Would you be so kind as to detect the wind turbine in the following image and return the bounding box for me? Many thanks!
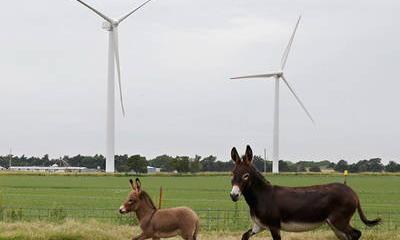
[231,16,314,174]
[74,0,153,173]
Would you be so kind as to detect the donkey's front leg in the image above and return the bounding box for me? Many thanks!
[241,229,252,240]
[242,221,265,240]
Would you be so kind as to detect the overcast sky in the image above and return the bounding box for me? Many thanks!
[0,0,399,163]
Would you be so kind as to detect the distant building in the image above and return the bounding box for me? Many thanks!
[147,166,161,173]
[9,164,93,173]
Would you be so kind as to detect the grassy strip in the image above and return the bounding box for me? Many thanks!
[0,220,397,240]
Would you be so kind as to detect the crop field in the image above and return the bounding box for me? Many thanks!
[0,173,400,232]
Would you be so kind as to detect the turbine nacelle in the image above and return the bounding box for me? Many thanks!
[102,21,119,31]
[102,22,113,31]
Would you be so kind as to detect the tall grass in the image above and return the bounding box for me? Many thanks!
[0,191,3,221]
[0,220,397,240]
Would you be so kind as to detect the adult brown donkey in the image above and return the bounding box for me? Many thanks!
[229,145,381,240]
[119,178,199,240]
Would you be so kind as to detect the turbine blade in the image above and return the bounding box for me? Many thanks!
[113,27,126,116]
[281,75,315,124]
[280,15,302,70]
[230,73,279,80]
[75,0,113,23]
[118,0,153,24]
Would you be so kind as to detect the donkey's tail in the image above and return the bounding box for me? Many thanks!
[357,202,381,227]
[193,220,200,240]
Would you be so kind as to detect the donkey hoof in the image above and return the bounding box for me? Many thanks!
[241,232,251,240]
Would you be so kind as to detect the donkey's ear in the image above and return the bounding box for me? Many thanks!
[135,178,142,192]
[129,179,136,190]
[231,147,241,164]
[244,145,253,165]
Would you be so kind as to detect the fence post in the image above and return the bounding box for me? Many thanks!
[207,208,211,231]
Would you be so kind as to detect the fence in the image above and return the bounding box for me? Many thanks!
[0,207,399,231]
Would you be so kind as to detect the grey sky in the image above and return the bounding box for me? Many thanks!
[0,0,399,163]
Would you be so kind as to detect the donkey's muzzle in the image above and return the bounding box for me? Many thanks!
[230,185,241,202]
[119,206,127,214]
[230,193,239,202]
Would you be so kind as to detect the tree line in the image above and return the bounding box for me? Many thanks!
[0,154,399,173]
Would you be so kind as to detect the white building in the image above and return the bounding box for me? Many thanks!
[9,165,90,173]
[147,166,161,173]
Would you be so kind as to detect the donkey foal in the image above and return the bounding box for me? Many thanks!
[120,178,199,240]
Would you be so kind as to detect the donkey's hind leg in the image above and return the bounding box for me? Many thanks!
[327,220,349,240]
[346,226,361,240]
[327,218,361,240]
[269,227,281,240]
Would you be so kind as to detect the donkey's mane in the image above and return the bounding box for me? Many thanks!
[250,164,271,185]
[140,191,157,210]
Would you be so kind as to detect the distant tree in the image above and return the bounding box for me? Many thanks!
[128,155,147,173]
[93,154,106,170]
[385,161,400,172]
[189,155,202,173]
[334,160,348,173]
[353,160,369,173]
[215,161,234,172]
[349,158,384,173]
[327,162,336,169]
[348,163,359,173]
[368,158,384,172]
[279,161,296,172]
[200,155,217,171]
[115,154,129,172]
[254,159,272,173]
[176,156,190,173]
[294,162,307,172]
[309,166,321,172]
[148,155,176,172]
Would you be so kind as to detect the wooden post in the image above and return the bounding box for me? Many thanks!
[158,186,163,209]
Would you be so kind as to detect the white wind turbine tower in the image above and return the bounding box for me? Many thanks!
[74,0,153,173]
[231,16,315,174]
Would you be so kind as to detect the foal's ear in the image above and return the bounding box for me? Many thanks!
[135,178,142,192]
[231,147,241,164]
[244,145,253,165]
[129,179,136,191]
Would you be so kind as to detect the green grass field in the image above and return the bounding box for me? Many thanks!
[0,173,399,231]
